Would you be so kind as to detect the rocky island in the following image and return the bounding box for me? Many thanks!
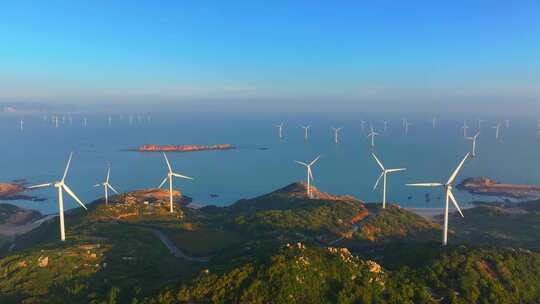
[134,144,234,153]
[457,177,540,199]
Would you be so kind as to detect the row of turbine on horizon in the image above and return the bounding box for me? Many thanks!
[295,151,470,246]
[18,114,153,130]
[29,152,192,241]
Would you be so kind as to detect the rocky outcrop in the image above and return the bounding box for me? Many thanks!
[135,144,234,152]
[457,177,540,199]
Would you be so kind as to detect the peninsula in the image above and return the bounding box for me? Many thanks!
[457,177,540,199]
[134,144,234,153]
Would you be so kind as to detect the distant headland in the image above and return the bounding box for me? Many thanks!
[457,177,540,199]
[133,144,235,153]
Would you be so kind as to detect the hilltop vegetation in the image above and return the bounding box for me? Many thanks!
[1,183,540,303]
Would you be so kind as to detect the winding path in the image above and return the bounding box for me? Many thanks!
[151,229,211,262]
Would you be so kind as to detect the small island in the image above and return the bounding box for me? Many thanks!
[134,144,235,153]
[457,177,540,199]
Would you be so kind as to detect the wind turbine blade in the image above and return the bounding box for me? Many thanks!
[93,184,101,187]
[62,184,87,210]
[387,168,406,173]
[163,153,172,172]
[406,183,444,187]
[28,183,53,189]
[172,172,193,180]
[107,184,120,194]
[447,190,464,218]
[309,155,321,166]
[61,152,73,182]
[447,153,470,185]
[372,153,385,170]
[294,160,308,166]
[373,172,384,191]
[158,177,168,189]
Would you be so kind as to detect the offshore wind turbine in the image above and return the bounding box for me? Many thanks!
[465,131,480,157]
[54,116,59,128]
[19,119,24,132]
[83,117,87,127]
[108,115,112,126]
[404,120,412,136]
[461,121,469,137]
[94,165,119,205]
[274,122,284,139]
[28,153,87,241]
[477,119,484,130]
[366,127,379,148]
[407,153,469,246]
[294,155,321,198]
[360,120,367,132]
[372,153,406,209]
[158,153,193,213]
[301,125,311,141]
[382,120,389,132]
[492,124,502,140]
[331,127,342,144]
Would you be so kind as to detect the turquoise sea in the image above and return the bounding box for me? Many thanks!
[2,112,540,215]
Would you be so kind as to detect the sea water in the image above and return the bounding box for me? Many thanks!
[1,112,539,215]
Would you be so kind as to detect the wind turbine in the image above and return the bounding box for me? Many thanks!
[108,116,112,126]
[461,121,469,137]
[294,155,321,198]
[382,120,389,132]
[28,153,87,241]
[360,120,367,132]
[94,165,119,205]
[407,153,469,246]
[83,117,87,127]
[54,116,59,128]
[404,120,412,136]
[301,125,311,141]
[158,153,193,213]
[465,131,480,157]
[492,124,502,140]
[331,127,342,144]
[477,119,484,130]
[19,119,24,132]
[367,127,379,148]
[372,153,406,209]
[274,123,284,139]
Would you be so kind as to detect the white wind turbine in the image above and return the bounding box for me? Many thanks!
[331,127,343,144]
[367,127,379,148]
[492,124,502,140]
[28,153,87,241]
[404,120,412,136]
[158,153,193,213]
[54,116,59,128]
[83,117,87,127]
[94,165,120,205]
[294,155,321,198]
[372,153,406,209]
[382,120,389,132]
[301,125,311,141]
[19,119,24,132]
[477,119,484,130]
[274,122,284,139]
[360,120,367,132]
[465,131,480,157]
[461,121,469,137]
[108,115,112,126]
[407,153,469,246]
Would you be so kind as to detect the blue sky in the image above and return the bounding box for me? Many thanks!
[0,1,539,112]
